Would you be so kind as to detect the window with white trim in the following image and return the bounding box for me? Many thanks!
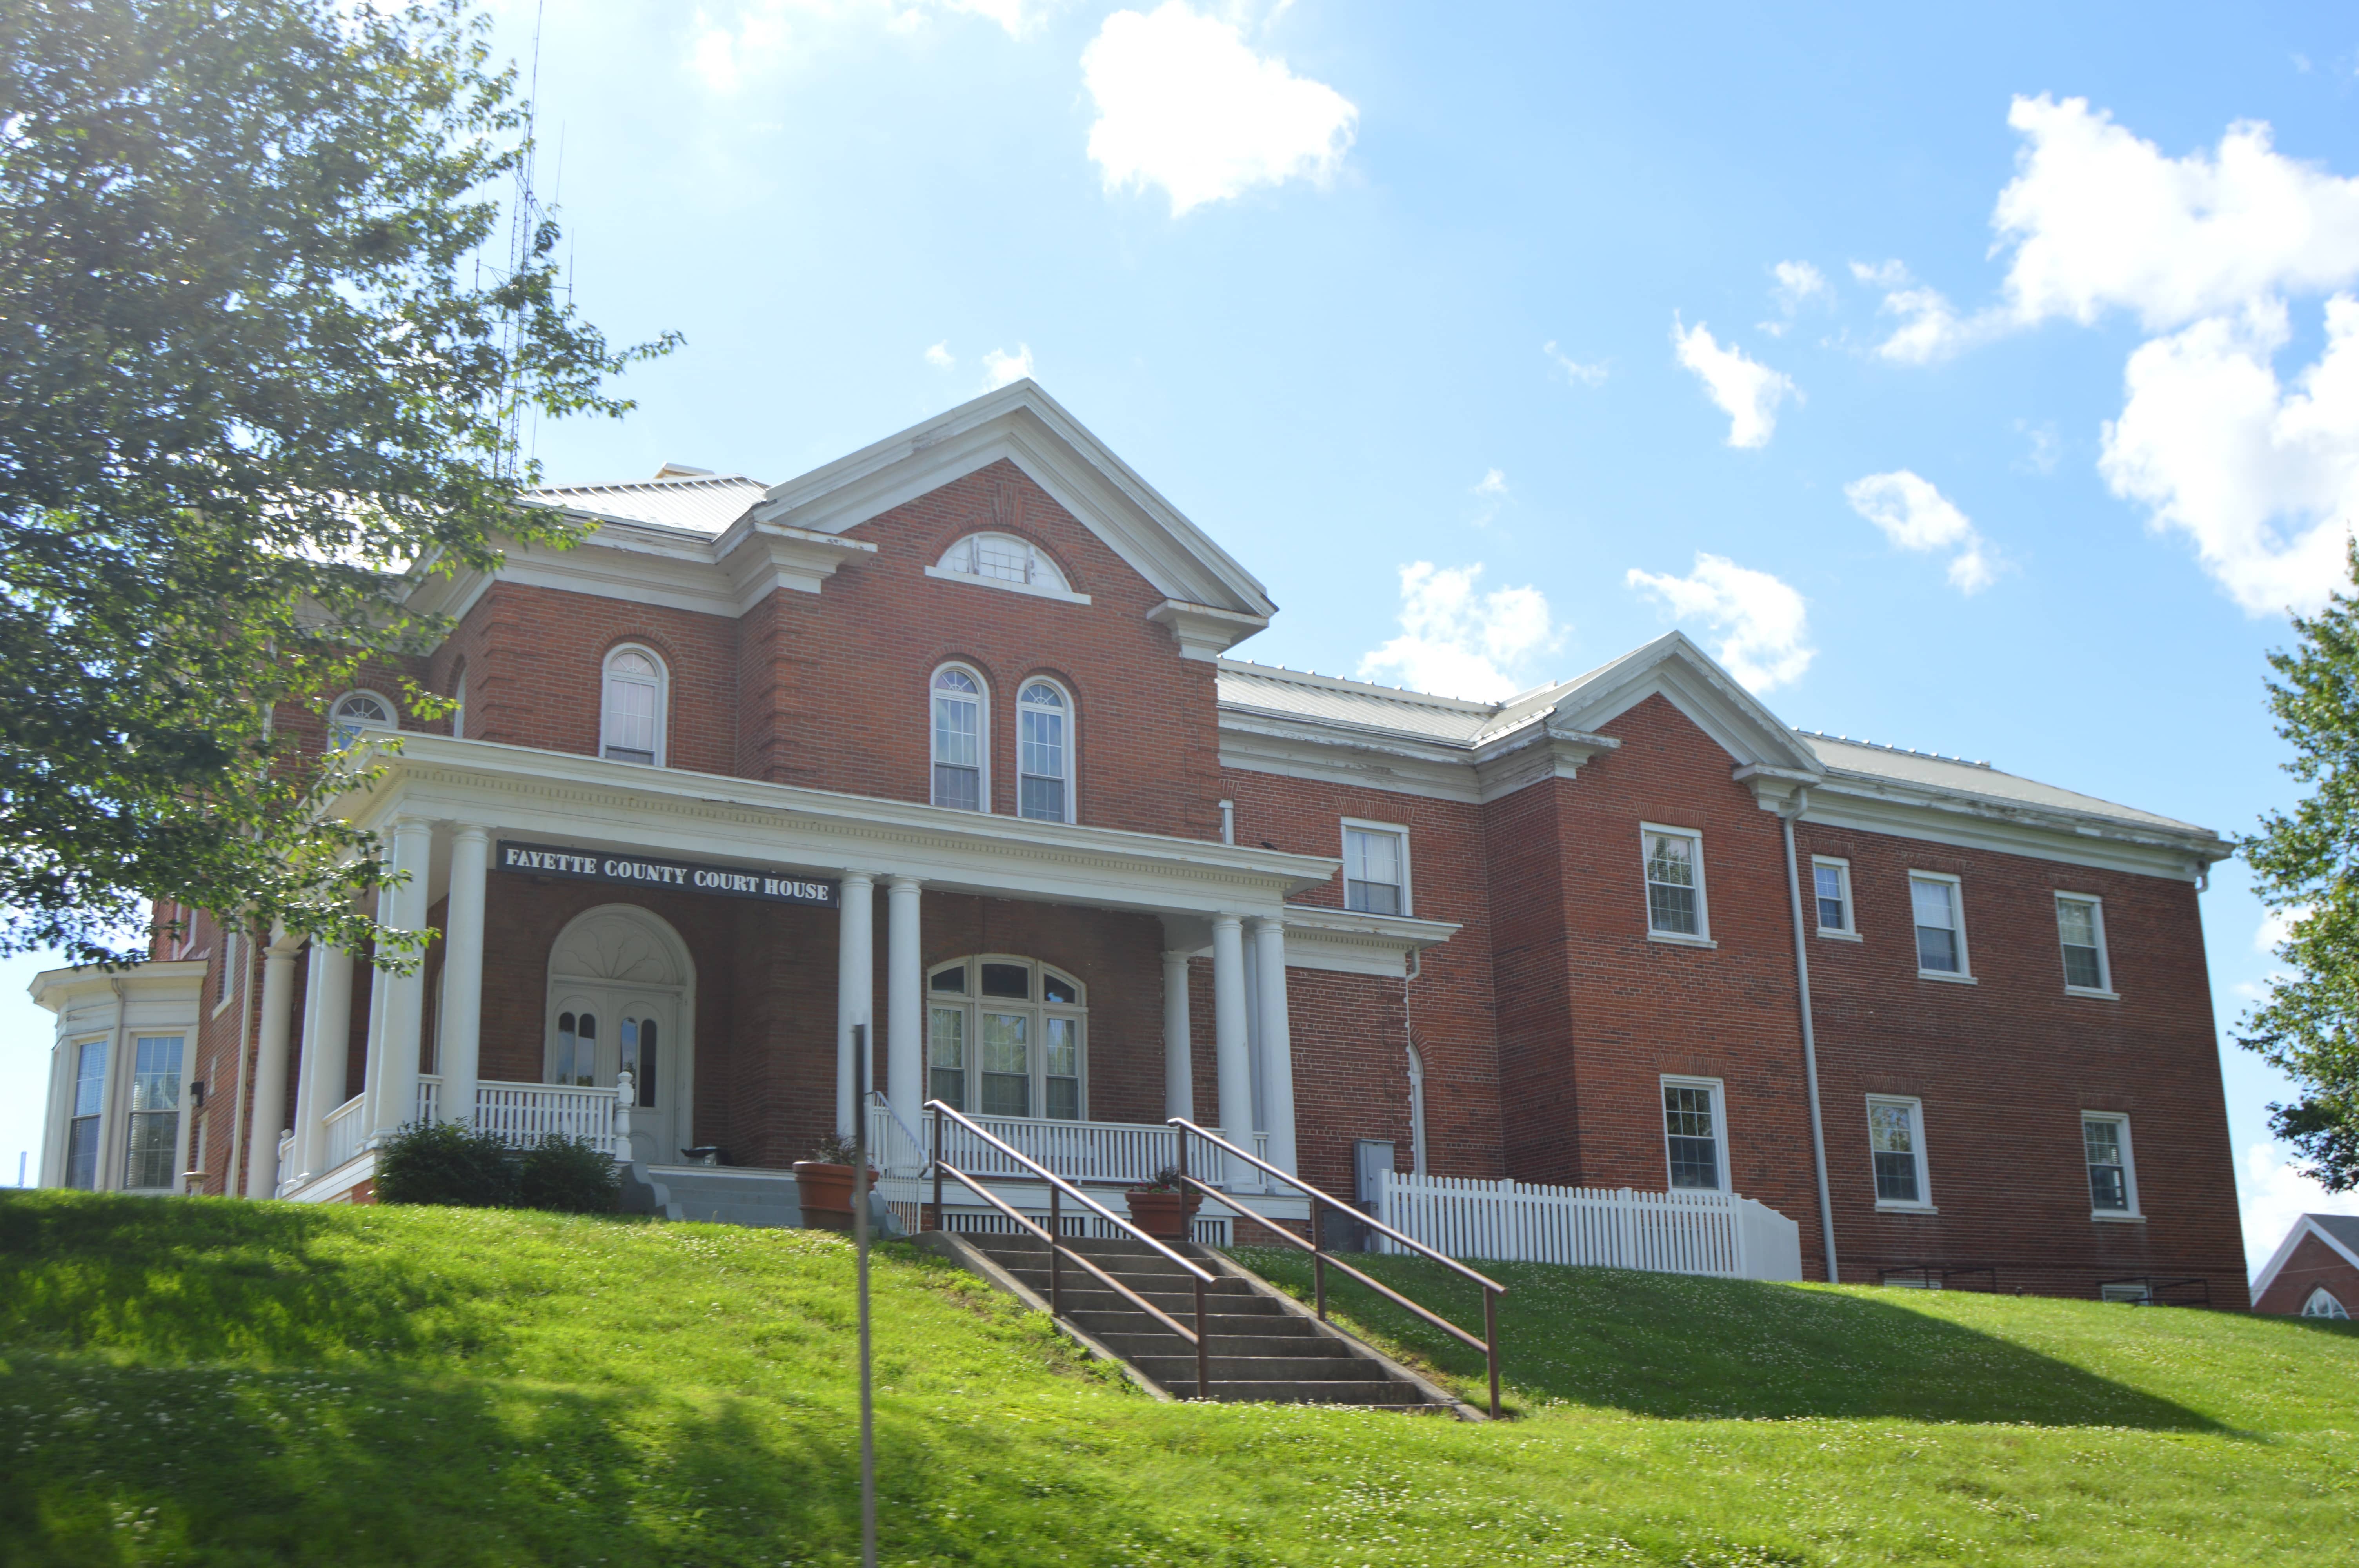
[328,690,394,748]
[1812,857,1854,936]
[124,1035,184,1190]
[1343,822,1410,916]
[1867,1096,1930,1207]
[450,667,467,740]
[1017,680,1072,823]
[1909,874,1967,975]
[64,1039,107,1190]
[2082,1113,2138,1216]
[215,927,240,1008]
[926,956,1085,1120]
[936,533,1072,593]
[1643,826,1707,938]
[2057,895,2111,993]
[600,646,665,765]
[931,666,987,811]
[2303,1285,2350,1319]
[1661,1076,1728,1192]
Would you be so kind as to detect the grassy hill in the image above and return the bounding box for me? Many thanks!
[0,1192,2350,1566]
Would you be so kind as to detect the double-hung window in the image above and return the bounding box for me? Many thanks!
[1909,874,1968,976]
[124,1036,184,1191]
[1018,681,1072,823]
[1813,857,1856,937]
[64,1040,108,1190]
[926,956,1085,1120]
[2057,895,2112,994]
[2082,1113,2138,1217]
[1643,826,1707,940]
[1343,823,1410,916]
[1661,1077,1728,1191]
[1867,1096,1931,1207]
[601,647,665,765]
[931,666,986,811]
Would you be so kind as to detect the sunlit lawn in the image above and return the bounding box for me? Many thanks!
[3,1190,2352,1566]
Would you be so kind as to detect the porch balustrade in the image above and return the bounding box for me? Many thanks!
[274,1129,295,1197]
[473,1080,620,1154]
[322,1093,368,1173]
[867,1101,1271,1190]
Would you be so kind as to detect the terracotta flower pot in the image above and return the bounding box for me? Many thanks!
[794,1161,880,1232]
[1125,1187,1201,1242]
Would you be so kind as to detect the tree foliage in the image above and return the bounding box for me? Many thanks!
[2240,542,2359,1191]
[0,0,674,967]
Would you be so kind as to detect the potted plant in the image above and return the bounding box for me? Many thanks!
[1125,1165,1201,1243]
[793,1133,878,1233]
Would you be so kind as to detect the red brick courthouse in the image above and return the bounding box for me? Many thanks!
[31,382,2248,1303]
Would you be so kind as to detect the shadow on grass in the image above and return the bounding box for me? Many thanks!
[1232,1249,2221,1430]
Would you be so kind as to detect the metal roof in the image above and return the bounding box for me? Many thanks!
[528,472,771,535]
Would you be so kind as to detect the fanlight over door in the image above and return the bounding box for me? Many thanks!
[545,906,692,1167]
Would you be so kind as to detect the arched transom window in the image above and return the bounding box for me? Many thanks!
[927,956,1084,1121]
[931,665,986,811]
[936,533,1071,594]
[2304,1285,2351,1319]
[328,691,394,748]
[602,646,665,766]
[1017,680,1072,823]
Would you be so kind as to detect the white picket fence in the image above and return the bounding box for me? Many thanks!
[1373,1171,1802,1281]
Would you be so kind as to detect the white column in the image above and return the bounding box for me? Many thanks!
[1161,948,1194,1121]
[438,825,490,1128]
[244,933,300,1197]
[1211,915,1252,1152]
[836,871,876,1134]
[1251,916,1298,1175]
[369,816,435,1140]
[290,942,334,1182]
[886,876,923,1120]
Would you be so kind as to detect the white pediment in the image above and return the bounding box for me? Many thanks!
[1548,632,1823,775]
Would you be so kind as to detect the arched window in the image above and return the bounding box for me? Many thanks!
[931,665,987,811]
[926,955,1084,1121]
[601,646,665,766]
[328,691,394,748]
[2304,1286,2350,1319]
[936,533,1072,594]
[1017,680,1072,824]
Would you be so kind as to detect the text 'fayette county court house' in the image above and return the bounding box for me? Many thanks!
[30,383,2251,1303]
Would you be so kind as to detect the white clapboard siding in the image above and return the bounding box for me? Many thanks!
[1375,1171,1802,1281]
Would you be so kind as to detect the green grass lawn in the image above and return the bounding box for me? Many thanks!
[2,1192,2351,1567]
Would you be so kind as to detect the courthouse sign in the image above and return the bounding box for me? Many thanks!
[497,840,839,907]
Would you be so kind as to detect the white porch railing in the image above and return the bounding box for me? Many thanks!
[473,1080,620,1154]
[274,1129,296,1196]
[322,1093,368,1173]
[415,1075,440,1126]
[867,1102,1272,1190]
[1372,1171,1803,1282]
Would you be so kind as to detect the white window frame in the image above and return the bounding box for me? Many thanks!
[2081,1111,2142,1221]
[923,955,1087,1121]
[1907,871,1973,983]
[212,925,241,1017]
[1340,818,1412,917]
[327,689,396,748]
[2303,1285,2350,1318]
[925,533,1092,606]
[1640,822,1713,946]
[1866,1094,1935,1212]
[2056,892,2117,998]
[1812,856,1860,940]
[599,644,669,767]
[1659,1074,1731,1194]
[1015,677,1076,824]
[930,662,991,812]
[122,1033,187,1193]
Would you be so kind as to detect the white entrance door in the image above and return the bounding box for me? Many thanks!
[548,989,678,1165]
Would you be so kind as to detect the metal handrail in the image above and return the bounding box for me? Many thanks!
[1169,1116,1508,1419]
[928,1100,1216,1399]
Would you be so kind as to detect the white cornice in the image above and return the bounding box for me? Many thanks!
[1150,601,1268,662]
[341,735,1339,918]
[1801,775,2229,881]
[31,960,208,1014]
[1281,905,1461,977]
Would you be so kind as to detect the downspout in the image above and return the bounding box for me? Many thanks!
[1779,798,1839,1285]
[1402,950,1428,1176]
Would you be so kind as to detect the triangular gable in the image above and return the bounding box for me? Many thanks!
[2252,1213,2359,1299]
[1544,631,1823,774]
[745,380,1276,620]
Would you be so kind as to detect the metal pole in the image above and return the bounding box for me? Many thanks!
[852,1021,876,1568]
[1484,1290,1501,1421]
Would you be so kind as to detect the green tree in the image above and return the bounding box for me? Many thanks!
[0,0,674,968]
[2241,542,2359,1191]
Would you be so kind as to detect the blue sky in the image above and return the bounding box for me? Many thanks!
[10,0,2359,1267]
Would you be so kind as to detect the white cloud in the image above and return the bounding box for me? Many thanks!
[1671,316,1797,449]
[2097,297,2359,614]
[1543,340,1608,386]
[1843,470,1999,593]
[1625,553,1814,691]
[1763,260,1828,331]
[924,341,955,369]
[1472,468,1507,497]
[1850,258,1910,289]
[1357,562,1558,702]
[2255,903,2312,956]
[688,0,1040,94]
[1081,2,1357,217]
[980,343,1034,390]
[2241,1142,2359,1281]
[2014,419,2061,475]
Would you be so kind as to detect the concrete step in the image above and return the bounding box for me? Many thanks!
[1160,1378,1428,1405]
[1127,1353,1394,1383]
[1092,1329,1354,1360]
